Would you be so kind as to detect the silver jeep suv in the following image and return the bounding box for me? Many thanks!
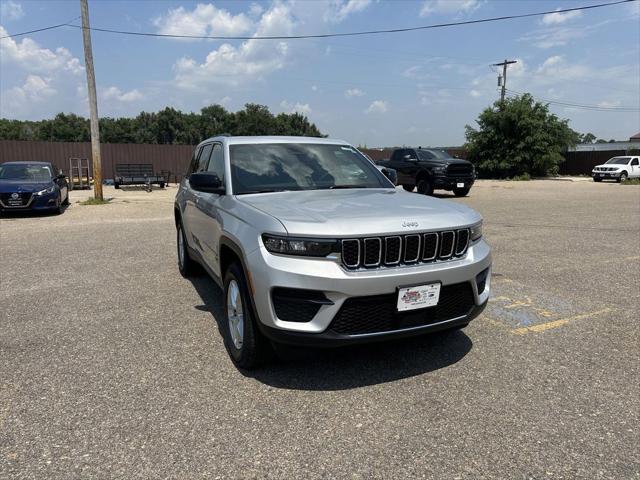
[175,136,491,368]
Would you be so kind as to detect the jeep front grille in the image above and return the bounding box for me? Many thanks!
[341,229,471,269]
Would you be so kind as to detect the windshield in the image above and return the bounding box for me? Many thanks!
[0,164,53,181]
[229,143,391,194]
[416,149,452,161]
[605,157,630,165]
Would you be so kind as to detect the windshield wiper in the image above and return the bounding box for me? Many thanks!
[328,185,370,189]
[237,189,286,195]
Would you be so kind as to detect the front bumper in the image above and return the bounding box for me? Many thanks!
[591,171,620,179]
[432,175,475,190]
[246,239,491,344]
[0,191,58,211]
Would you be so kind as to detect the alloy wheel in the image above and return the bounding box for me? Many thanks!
[227,279,244,350]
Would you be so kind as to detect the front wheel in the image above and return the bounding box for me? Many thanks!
[593,177,602,182]
[223,262,269,369]
[617,172,628,183]
[453,187,471,197]
[417,178,434,196]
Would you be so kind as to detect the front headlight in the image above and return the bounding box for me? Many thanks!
[262,234,338,257]
[470,221,483,242]
[432,166,446,174]
[35,185,56,196]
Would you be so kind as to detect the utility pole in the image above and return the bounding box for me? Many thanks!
[492,59,517,104]
[80,0,103,200]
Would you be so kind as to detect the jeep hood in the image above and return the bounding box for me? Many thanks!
[237,188,481,237]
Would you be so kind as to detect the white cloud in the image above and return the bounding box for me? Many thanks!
[154,4,253,38]
[1,1,23,21]
[1,75,56,117]
[0,26,84,74]
[345,88,364,98]
[311,85,318,91]
[364,100,388,114]
[326,0,372,22]
[280,100,312,115]
[541,8,582,25]
[171,2,294,90]
[420,0,481,17]
[102,86,144,103]
[469,89,482,98]
[597,100,622,108]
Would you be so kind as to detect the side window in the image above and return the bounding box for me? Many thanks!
[197,143,213,172]
[631,158,639,166]
[187,147,202,175]
[406,149,417,159]
[207,143,225,178]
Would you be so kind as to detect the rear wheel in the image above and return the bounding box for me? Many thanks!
[114,182,120,189]
[159,182,166,189]
[453,187,470,197]
[402,184,414,192]
[223,262,269,369]
[177,221,199,277]
[417,178,434,196]
[62,190,70,205]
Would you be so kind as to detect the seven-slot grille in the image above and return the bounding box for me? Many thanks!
[341,229,470,269]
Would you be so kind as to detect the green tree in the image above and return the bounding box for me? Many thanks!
[580,132,596,144]
[465,93,580,177]
[0,104,325,144]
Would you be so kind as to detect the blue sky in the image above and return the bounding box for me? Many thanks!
[1,0,638,146]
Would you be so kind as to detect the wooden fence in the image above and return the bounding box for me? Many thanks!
[0,140,194,183]
[0,140,634,179]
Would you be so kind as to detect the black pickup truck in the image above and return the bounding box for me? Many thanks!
[377,147,475,196]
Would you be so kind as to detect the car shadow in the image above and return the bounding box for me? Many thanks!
[188,274,473,391]
[0,204,69,218]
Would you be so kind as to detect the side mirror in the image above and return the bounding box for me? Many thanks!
[381,167,398,186]
[189,172,225,194]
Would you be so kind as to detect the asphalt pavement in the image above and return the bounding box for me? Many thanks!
[1,180,638,479]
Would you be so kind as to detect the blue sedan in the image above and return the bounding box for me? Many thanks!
[0,161,69,214]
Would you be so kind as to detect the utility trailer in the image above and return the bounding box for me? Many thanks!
[114,164,166,191]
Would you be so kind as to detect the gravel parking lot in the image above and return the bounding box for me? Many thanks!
[1,180,639,479]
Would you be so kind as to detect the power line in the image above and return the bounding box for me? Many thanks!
[0,16,79,40]
[2,0,633,41]
[505,89,640,112]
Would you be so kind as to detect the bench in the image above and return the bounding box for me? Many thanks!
[114,164,166,189]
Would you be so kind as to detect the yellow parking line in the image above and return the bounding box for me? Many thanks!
[511,308,612,335]
[624,255,640,261]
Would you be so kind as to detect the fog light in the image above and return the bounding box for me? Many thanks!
[476,268,490,294]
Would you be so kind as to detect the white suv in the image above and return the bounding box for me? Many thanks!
[592,156,640,182]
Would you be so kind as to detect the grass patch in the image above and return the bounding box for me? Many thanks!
[79,197,112,205]
[621,178,640,185]
[509,173,531,181]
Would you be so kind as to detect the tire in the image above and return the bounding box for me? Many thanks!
[617,172,628,183]
[417,178,434,196]
[177,221,199,277]
[453,187,471,197]
[62,190,70,205]
[402,184,415,192]
[114,182,120,189]
[223,262,269,369]
[593,177,602,182]
[160,182,166,189]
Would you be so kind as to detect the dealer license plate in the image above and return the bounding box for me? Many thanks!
[397,283,441,312]
[456,182,465,188]
[599,173,604,177]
